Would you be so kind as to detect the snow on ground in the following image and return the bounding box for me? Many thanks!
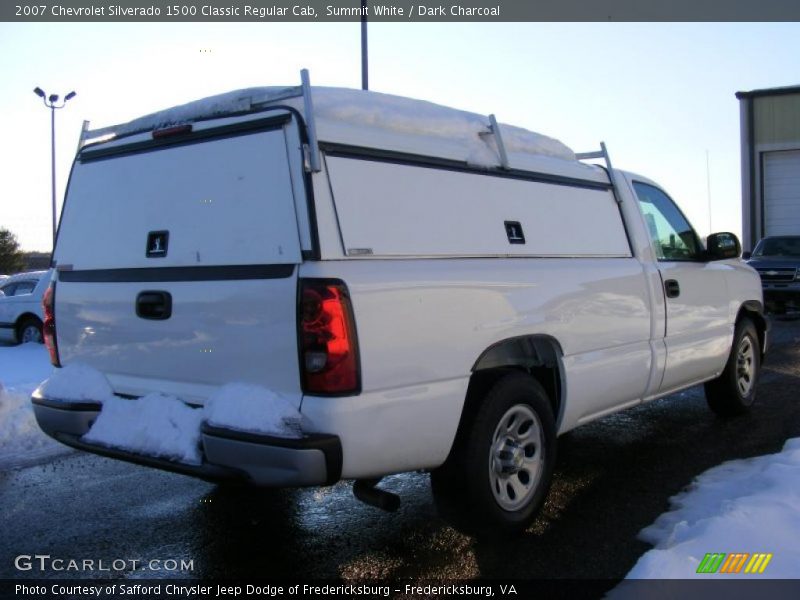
[623,437,800,579]
[0,343,67,469]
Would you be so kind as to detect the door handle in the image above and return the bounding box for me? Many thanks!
[136,291,172,320]
[664,279,680,299]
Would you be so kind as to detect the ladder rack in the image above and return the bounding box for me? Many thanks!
[478,114,510,169]
[77,69,323,173]
[576,141,624,204]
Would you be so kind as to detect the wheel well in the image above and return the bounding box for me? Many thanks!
[444,336,563,465]
[737,303,767,358]
[16,313,42,328]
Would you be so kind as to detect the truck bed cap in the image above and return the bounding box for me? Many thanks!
[83,85,600,177]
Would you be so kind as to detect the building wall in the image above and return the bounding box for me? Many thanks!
[754,93,800,145]
[739,89,800,251]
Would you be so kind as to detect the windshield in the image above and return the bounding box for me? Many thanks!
[753,237,800,257]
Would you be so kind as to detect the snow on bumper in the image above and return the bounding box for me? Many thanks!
[30,391,342,487]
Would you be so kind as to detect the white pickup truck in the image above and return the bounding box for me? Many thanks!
[33,71,766,536]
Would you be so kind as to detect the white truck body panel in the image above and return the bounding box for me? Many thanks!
[325,156,630,258]
[34,83,765,489]
[54,124,305,405]
[59,127,302,269]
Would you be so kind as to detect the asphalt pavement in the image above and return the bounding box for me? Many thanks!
[2,318,799,582]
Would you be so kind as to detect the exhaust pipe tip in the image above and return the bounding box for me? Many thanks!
[353,478,401,512]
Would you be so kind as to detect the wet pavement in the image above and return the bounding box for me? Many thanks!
[2,319,800,582]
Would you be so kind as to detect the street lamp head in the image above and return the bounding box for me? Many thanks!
[64,91,76,102]
[48,93,59,103]
[33,87,45,98]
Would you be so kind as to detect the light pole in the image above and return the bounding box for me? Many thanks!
[33,86,76,257]
[361,0,368,90]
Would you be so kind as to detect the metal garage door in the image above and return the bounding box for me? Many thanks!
[764,149,800,236]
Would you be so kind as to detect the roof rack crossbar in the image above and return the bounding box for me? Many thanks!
[576,141,624,205]
[479,114,510,169]
[489,114,509,169]
[300,69,321,173]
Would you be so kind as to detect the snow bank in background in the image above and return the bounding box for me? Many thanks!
[624,438,800,579]
[110,85,575,164]
[83,394,205,465]
[204,383,302,438]
[0,344,67,469]
[0,343,54,388]
[36,363,115,403]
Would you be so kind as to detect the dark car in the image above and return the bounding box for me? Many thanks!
[745,235,800,314]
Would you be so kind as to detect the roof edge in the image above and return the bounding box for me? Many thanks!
[736,85,800,100]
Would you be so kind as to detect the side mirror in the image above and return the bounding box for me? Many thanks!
[742,251,752,260]
[706,232,741,261]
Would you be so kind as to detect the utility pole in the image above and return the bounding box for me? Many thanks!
[361,0,369,90]
[706,150,712,234]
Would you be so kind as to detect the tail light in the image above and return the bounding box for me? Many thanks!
[42,281,61,367]
[298,279,360,395]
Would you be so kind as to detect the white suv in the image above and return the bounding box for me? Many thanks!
[0,270,50,344]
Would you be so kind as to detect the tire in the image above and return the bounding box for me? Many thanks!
[704,318,760,417]
[431,372,556,537]
[17,317,43,345]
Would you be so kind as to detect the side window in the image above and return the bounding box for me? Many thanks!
[633,182,701,261]
[12,281,36,296]
[1,283,17,296]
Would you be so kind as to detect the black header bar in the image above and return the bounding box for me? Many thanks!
[5,0,800,22]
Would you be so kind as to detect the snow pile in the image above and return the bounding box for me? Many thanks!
[0,344,66,469]
[204,383,302,438]
[307,87,575,163]
[107,85,575,165]
[78,383,302,465]
[624,438,800,579]
[83,394,205,465]
[114,85,296,135]
[36,363,115,403]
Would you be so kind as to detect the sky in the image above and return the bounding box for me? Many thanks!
[1,22,799,252]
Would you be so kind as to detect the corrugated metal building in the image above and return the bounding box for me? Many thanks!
[737,85,800,251]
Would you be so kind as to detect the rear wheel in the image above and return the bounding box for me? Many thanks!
[704,318,760,417]
[17,317,43,344]
[431,372,556,537]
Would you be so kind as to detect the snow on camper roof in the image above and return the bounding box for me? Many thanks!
[98,85,578,169]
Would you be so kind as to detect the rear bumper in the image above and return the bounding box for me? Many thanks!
[31,394,342,487]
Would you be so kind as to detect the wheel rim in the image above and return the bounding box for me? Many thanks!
[489,404,544,512]
[736,335,755,397]
[21,325,41,344]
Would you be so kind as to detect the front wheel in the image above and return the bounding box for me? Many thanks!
[431,372,556,537]
[704,318,760,417]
